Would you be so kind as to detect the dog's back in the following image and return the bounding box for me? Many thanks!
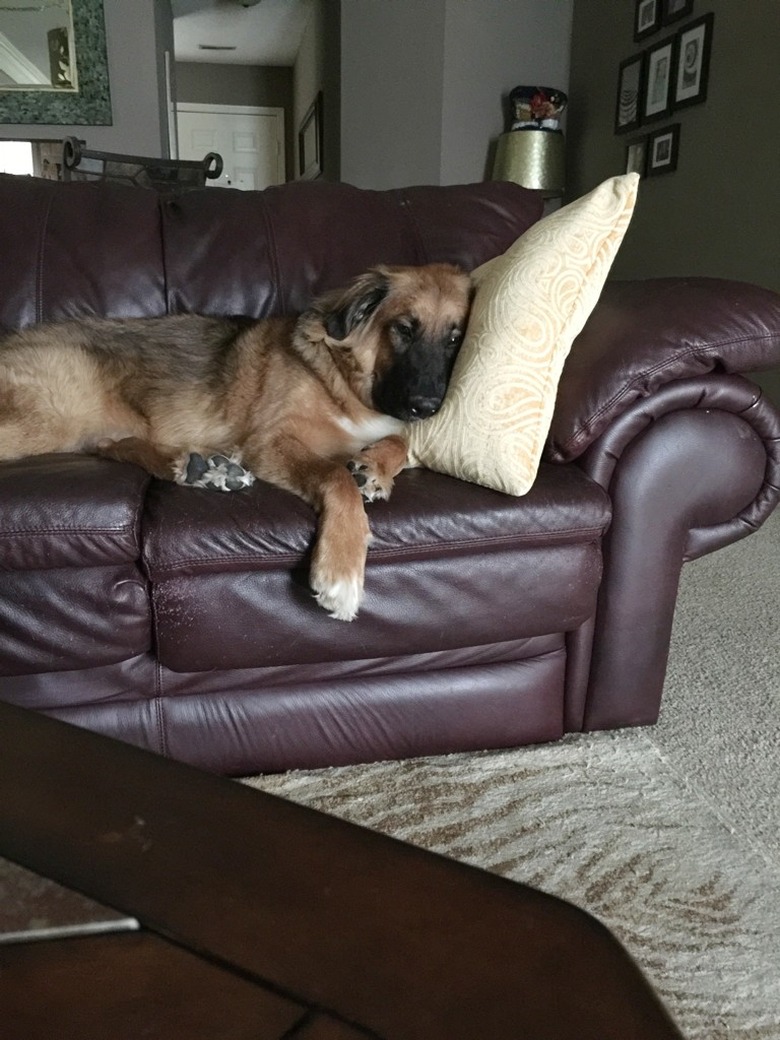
[0,314,295,460]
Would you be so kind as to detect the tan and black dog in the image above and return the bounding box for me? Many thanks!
[0,263,472,620]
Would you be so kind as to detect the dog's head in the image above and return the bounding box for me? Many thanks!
[307,263,472,422]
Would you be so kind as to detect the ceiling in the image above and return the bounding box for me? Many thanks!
[171,0,311,66]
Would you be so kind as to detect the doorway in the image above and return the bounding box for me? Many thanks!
[175,103,285,190]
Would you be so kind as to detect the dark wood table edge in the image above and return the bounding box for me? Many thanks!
[0,701,685,1039]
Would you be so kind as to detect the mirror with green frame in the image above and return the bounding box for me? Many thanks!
[0,0,111,124]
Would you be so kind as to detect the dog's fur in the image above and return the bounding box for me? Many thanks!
[0,263,472,620]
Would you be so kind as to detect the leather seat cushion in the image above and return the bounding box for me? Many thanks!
[0,454,152,676]
[143,465,610,577]
[144,465,610,671]
[0,454,149,570]
[0,566,151,677]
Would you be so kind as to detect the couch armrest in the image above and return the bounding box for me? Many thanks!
[573,373,780,735]
[548,278,780,463]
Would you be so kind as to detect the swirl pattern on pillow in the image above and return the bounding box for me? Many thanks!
[407,173,639,495]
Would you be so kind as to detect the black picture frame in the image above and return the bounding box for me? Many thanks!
[635,0,661,41]
[625,136,649,177]
[298,91,323,180]
[673,12,714,110]
[643,34,676,122]
[662,0,694,25]
[615,53,646,134]
[647,123,680,175]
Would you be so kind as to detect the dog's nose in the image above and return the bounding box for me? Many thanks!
[408,396,440,420]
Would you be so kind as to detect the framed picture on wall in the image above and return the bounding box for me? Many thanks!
[635,0,661,41]
[615,53,645,134]
[662,0,694,25]
[674,13,714,109]
[643,35,676,122]
[625,137,649,177]
[298,92,323,180]
[647,123,680,175]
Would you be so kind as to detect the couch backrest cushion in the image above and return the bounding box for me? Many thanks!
[0,174,543,329]
[0,175,166,329]
[162,181,543,318]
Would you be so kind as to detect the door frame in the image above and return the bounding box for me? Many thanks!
[175,102,286,186]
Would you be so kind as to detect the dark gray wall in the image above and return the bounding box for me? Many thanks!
[569,0,779,292]
[320,2,340,182]
[569,0,780,402]
[175,63,291,109]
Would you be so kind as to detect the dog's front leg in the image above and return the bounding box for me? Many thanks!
[244,439,372,622]
[309,469,372,621]
[92,437,180,481]
[347,434,408,503]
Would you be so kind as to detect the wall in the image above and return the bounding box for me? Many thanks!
[318,0,341,182]
[440,0,573,184]
[175,62,294,177]
[0,0,173,155]
[175,63,291,109]
[293,0,339,181]
[293,1,320,152]
[569,0,779,292]
[154,0,175,154]
[340,0,446,188]
[569,0,780,401]
[339,0,572,189]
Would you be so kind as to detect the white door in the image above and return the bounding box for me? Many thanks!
[175,103,285,190]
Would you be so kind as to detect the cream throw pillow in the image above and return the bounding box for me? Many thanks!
[407,173,639,495]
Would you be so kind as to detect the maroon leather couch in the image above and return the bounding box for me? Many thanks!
[1,172,779,776]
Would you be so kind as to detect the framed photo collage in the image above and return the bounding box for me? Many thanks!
[616,0,713,178]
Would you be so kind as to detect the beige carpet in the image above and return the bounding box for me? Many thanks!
[244,508,780,1040]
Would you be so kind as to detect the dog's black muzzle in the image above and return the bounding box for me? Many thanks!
[374,342,460,422]
[375,379,447,423]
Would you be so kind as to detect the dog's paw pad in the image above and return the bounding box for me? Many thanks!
[178,453,255,492]
[348,462,368,488]
[185,452,209,483]
[346,459,389,502]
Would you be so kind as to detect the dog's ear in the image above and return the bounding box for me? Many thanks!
[322,269,390,341]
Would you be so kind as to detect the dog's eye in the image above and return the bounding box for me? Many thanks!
[449,329,463,347]
[395,321,414,339]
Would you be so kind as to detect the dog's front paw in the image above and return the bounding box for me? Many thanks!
[174,452,255,492]
[310,568,364,621]
[346,458,393,503]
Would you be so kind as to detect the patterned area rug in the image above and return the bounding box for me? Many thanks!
[244,511,780,1039]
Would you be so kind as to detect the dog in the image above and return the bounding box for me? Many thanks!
[0,263,472,621]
